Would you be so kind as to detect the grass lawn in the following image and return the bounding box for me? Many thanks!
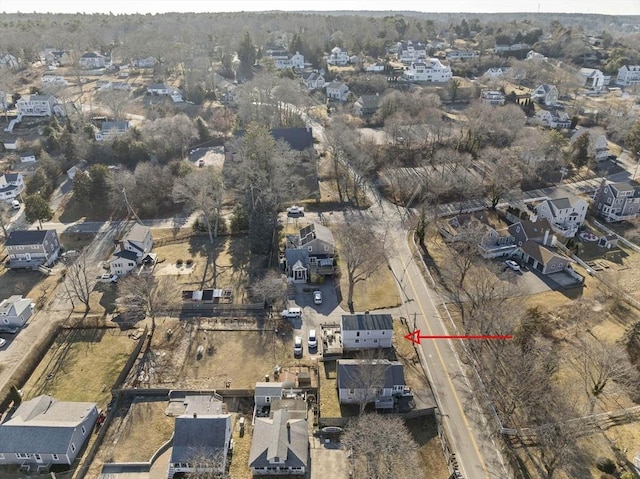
[229,418,253,479]
[337,261,401,312]
[109,399,174,462]
[21,328,134,406]
[59,232,96,252]
[319,360,341,418]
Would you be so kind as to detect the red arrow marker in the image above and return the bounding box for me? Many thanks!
[404,329,513,345]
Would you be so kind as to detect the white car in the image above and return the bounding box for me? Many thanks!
[99,274,119,283]
[0,338,6,348]
[293,336,303,358]
[286,205,305,217]
[504,260,521,272]
[308,329,317,349]
[313,290,322,305]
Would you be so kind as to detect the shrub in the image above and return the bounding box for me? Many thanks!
[595,457,616,474]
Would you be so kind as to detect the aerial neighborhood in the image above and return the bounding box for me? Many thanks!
[1,8,640,479]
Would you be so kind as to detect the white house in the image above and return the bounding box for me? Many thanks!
[534,197,588,238]
[480,90,505,106]
[19,152,36,163]
[147,83,183,103]
[0,295,35,330]
[109,223,153,276]
[327,47,349,66]
[341,313,393,350]
[530,84,558,106]
[0,173,24,202]
[365,62,385,72]
[526,50,547,61]
[325,81,349,102]
[132,56,158,68]
[0,53,19,69]
[78,52,108,69]
[446,50,478,60]
[396,41,428,64]
[95,121,130,141]
[271,51,305,70]
[16,94,57,116]
[537,110,571,129]
[254,382,285,408]
[484,67,509,78]
[336,359,407,410]
[578,68,606,90]
[301,71,325,91]
[403,59,452,82]
[616,65,640,86]
[41,75,68,86]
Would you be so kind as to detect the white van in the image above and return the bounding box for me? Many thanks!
[11,199,20,210]
[308,329,317,349]
[282,307,302,319]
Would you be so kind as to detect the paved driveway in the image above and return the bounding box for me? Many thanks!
[309,436,349,479]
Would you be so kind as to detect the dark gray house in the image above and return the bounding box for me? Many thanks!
[354,94,382,116]
[593,180,640,222]
[0,295,35,331]
[508,218,573,275]
[168,409,232,479]
[4,230,60,269]
[337,359,407,410]
[249,408,308,476]
[0,395,98,471]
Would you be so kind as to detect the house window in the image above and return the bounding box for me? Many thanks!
[355,339,359,343]
[81,426,86,435]
[348,389,355,394]
[71,443,76,453]
[52,454,59,460]
[16,453,30,459]
[356,332,360,337]
[308,246,313,251]
[0,453,4,459]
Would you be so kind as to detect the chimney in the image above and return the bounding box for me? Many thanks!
[193,412,197,418]
[286,422,291,443]
[543,229,550,246]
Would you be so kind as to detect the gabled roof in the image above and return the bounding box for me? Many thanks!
[337,359,405,390]
[326,81,348,90]
[342,314,393,331]
[518,241,569,266]
[5,230,52,247]
[357,94,381,109]
[547,197,573,211]
[299,223,334,247]
[100,121,130,133]
[508,218,551,241]
[249,409,308,470]
[170,414,231,464]
[285,248,308,266]
[0,395,96,454]
[112,249,138,262]
[147,83,168,90]
[124,223,150,244]
[0,295,32,316]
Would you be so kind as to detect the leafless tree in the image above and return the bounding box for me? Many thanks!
[574,336,639,413]
[0,202,11,237]
[335,219,387,313]
[63,256,94,312]
[97,89,132,121]
[182,447,230,479]
[250,270,287,309]
[173,166,225,244]
[116,275,179,335]
[342,413,420,479]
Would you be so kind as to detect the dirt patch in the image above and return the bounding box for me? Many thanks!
[319,361,341,418]
[21,328,135,406]
[407,415,450,479]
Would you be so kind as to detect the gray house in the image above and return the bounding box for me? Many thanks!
[593,181,640,222]
[167,411,232,479]
[508,219,573,275]
[4,230,60,269]
[249,408,308,476]
[354,94,381,116]
[284,223,335,282]
[337,359,407,410]
[254,382,285,408]
[0,395,98,471]
[0,295,35,330]
[341,314,393,350]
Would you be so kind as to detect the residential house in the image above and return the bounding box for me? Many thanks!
[593,181,640,222]
[78,52,108,69]
[341,314,393,350]
[0,173,24,202]
[530,84,558,106]
[16,94,57,116]
[337,359,408,410]
[327,47,349,65]
[534,197,588,238]
[439,212,515,259]
[354,94,382,116]
[526,50,547,61]
[95,121,130,141]
[571,128,609,161]
[403,59,452,82]
[249,408,308,476]
[271,127,314,151]
[167,401,232,479]
[5,230,61,269]
[616,65,640,86]
[270,51,305,70]
[132,56,158,68]
[446,49,478,60]
[41,75,68,86]
[495,43,531,53]
[480,90,505,106]
[0,295,35,330]
[19,152,36,163]
[396,41,428,64]
[109,223,153,276]
[325,81,349,102]
[0,53,19,69]
[284,223,335,282]
[254,382,286,408]
[0,395,98,470]
[147,83,183,102]
[41,50,71,67]
[508,218,573,274]
[364,62,385,72]
[536,109,571,129]
[578,68,606,90]
[484,67,509,78]
[300,71,325,91]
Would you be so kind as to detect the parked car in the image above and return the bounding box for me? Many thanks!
[0,338,6,348]
[0,327,18,334]
[286,205,305,217]
[308,329,317,350]
[11,199,20,210]
[504,260,521,272]
[282,307,302,319]
[313,290,322,305]
[293,336,303,358]
[99,273,119,283]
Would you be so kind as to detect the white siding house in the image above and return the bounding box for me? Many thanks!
[534,197,588,238]
[403,59,452,82]
[616,65,640,86]
[341,314,393,350]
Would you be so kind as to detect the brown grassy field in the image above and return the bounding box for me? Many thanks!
[319,361,341,418]
[407,415,451,479]
[229,418,253,479]
[21,328,134,406]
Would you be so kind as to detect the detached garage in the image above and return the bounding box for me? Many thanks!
[513,240,572,275]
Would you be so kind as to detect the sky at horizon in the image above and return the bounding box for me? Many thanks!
[2,0,640,16]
